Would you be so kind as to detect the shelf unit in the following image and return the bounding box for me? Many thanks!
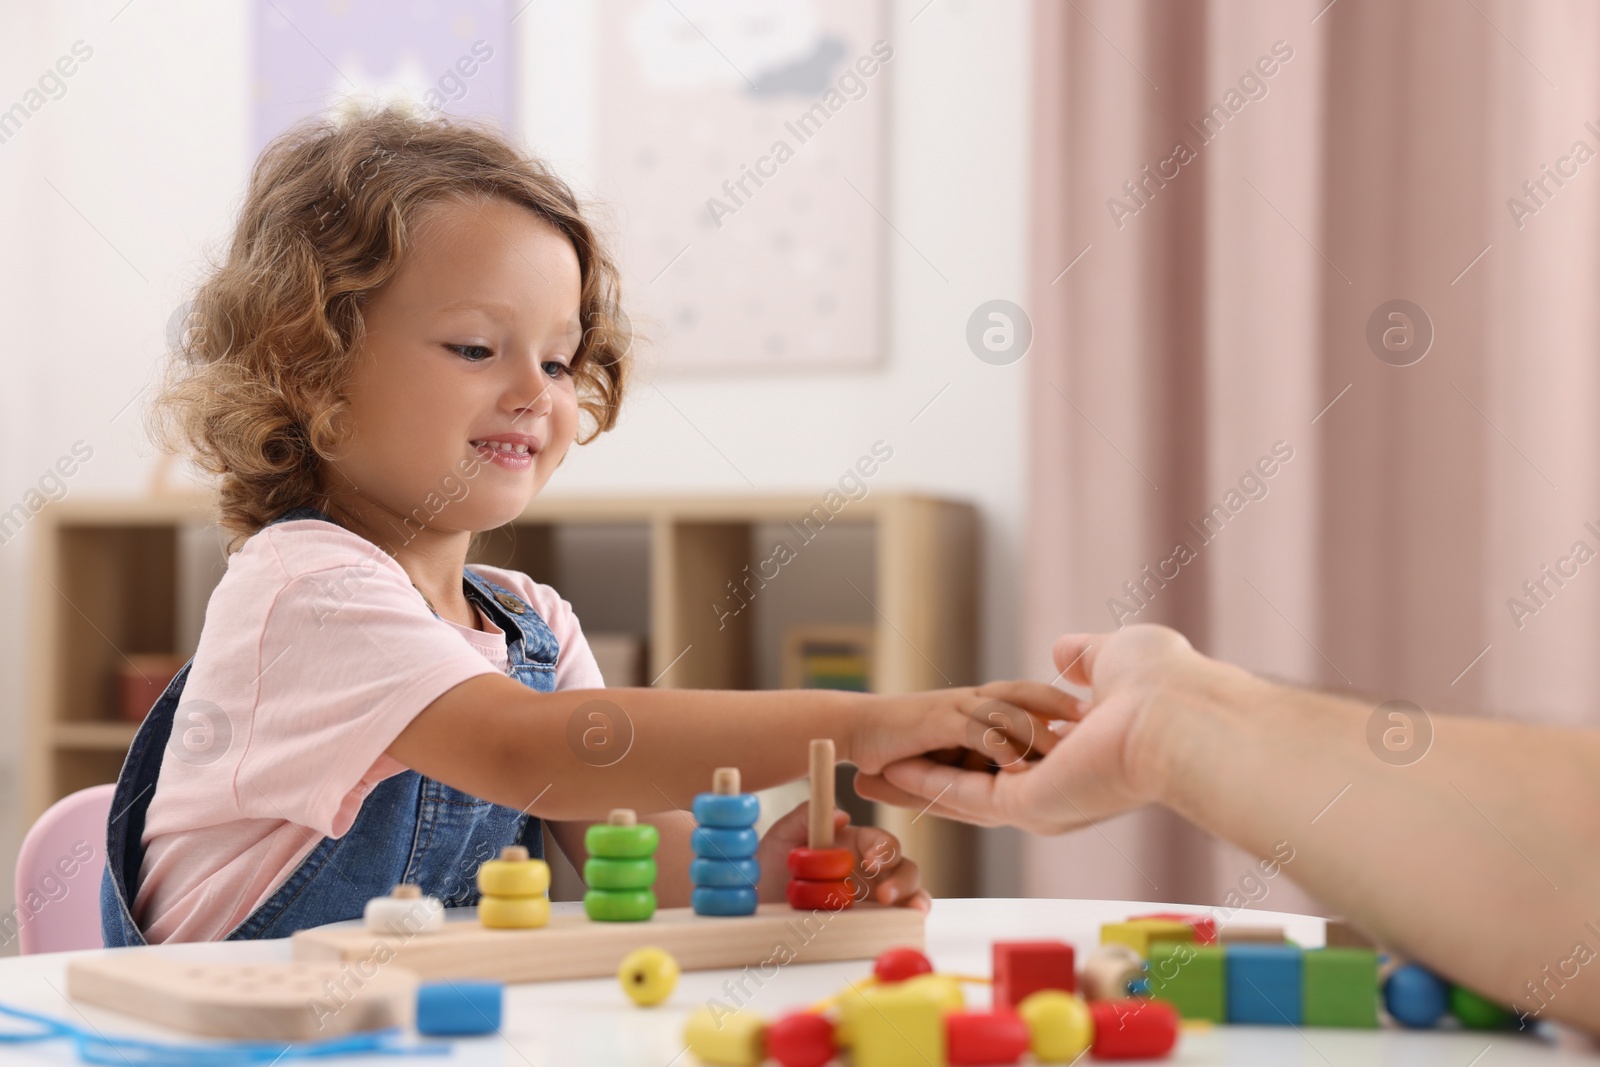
[29,492,980,895]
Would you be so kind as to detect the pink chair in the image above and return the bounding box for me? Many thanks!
[13,784,114,954]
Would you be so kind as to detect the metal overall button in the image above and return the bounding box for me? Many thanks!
[494,592,526,615]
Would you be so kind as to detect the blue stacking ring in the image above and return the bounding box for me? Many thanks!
[693,792,761,828]
[690,857,761,888]
[693,885,759,917]
[1385,963,1449,1028]
[691,826,759,859]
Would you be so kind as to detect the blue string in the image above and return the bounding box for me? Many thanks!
[0,1000,450,1066]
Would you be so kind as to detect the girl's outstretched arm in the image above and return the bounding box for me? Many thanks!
[387,672,1074,821]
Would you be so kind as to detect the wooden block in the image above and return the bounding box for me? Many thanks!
[1130,910,1218,944]
[1217,923,1286,944]
[1226,944,1303,1025]
[1303,948,1379,1028]
[293,902,925,983]
[992,940,1075,1008]
[1322,918,1376,950]
[66,953,416,1041]
[1147,941,1226,1022]
[851,982,945,1067]
[1101,918,1193,957]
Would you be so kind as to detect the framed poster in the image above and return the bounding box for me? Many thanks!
[250,0,516,157]
[594,0,890,373]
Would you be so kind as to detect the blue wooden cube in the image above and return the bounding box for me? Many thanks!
[1226,944,1303,1025]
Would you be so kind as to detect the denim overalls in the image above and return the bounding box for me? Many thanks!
[101,505,558,945]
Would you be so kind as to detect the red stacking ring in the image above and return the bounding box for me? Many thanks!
[786,878,854,911]
[787,847,854,881]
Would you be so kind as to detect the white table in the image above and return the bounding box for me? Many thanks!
[1,899,1595,1065]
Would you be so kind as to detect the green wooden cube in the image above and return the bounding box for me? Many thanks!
[1147,941,1225,1022]
[1303,948,1379,1027]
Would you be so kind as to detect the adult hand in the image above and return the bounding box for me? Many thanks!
[855,624,1221,834]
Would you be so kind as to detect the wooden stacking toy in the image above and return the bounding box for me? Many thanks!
[691,767,761,916]
[476,844,551,929]
[585,808,659,921]
[786,738,854,912]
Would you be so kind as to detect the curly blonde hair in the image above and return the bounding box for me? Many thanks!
[151,105,630,552]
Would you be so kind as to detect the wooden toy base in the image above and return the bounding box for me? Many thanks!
[65,954,417,1041]
[292,902,926,984]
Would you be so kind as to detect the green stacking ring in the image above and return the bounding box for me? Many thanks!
[585,822,660,859]
[584,857,657,891]
[584,888,657,922]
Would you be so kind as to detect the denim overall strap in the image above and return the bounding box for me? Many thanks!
[101,505,562,945]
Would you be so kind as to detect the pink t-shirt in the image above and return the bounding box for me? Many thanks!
[133,518,604,944]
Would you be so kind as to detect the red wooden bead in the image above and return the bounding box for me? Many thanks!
[946,1010,1029,1065]
[767,1011,836,1067]
[992,940,1076,1008]
[787,846,854,881]
[786,878,854,911]
[1131,910,1218,945]
[1089,999,1179,1060]
[873,947,934,984]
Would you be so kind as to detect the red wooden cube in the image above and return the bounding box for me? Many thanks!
[992,940,1076,1009]
[1130,911,1218,945]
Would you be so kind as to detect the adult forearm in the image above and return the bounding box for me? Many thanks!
[1148,665,1600,1031]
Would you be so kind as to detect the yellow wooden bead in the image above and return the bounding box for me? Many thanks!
[478,894,550,929]
[684,1004,766,1066]
[1018,990,1093,1062]
[477,857,551,898]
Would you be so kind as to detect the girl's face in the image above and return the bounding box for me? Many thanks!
[327,195,584,537]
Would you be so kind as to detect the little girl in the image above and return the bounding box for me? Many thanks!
[101,105,1068,945]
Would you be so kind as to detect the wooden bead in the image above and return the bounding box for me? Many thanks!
[364,888,444,935]
[583,857,656,891]
[873,947,934,984]
[902,973,965,1014]
[1384,963,1449,1028]
[585,821,660,859]
[584,888,657,922]
[946,1010,1029,1065]
[478,894,550,929]
[476,856,550,899]
[684,1004,766,1066]
[766,1011,835,1067]
[1079,945,1144,1001]
[786,847,853,881]
[1089,999,1178,1059]
[1018,990,1093,1062]
[691,826,759,860]
[693,792,761,828]
[786,878,853,912]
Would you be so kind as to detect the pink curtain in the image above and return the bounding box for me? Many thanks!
[1024,0,1600,910]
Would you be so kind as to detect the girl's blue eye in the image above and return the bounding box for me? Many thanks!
[447,344,492,362]
[542,360,572,379]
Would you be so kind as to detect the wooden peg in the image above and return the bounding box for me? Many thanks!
[713,767,741,795]
[500,845,530,862]
[392,883,421,899]
[608,808,638,827]
[809,738,835,849]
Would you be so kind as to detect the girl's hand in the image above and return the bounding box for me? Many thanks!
[848,682,1079,777]
[855,625,1224,835]
[756,802,931,912]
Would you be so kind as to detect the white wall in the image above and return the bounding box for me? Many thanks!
[0,0,1035,936]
